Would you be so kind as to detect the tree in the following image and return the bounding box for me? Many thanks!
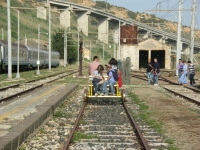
[52,29,78,64]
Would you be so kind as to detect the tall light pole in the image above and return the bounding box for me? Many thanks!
[36,24,40,75]
[1,28,3,40]
[16,10,20,78]
[48,0,51,70]
[90,41,91,61]
[190,0,196,63]
[7,0,12,78]
[118,20,121,60]
[176,0,182,76]
[64,27,66,67]
[103,43,104,59]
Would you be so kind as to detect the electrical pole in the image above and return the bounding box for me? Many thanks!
[16,10,20,79]
[7,0,12,78]
[48,0,51,70]
[190,0,196,63]
[114,43,115,58]
[36,24,40,75]
[90,41,91,61]
[176,0,182,76]
[118,20,121,60]
[1,28,3,40]
[103,43,104,59]
[66,30,68,65]
[64,27,66,67]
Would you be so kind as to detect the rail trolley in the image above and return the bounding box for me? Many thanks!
[83,76,126,102]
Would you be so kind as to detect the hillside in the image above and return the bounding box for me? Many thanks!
[1,0,200,62]
[0,0,114,61]
[68,0,200,44]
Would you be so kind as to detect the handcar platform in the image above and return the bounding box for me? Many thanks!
[84,76,126,102]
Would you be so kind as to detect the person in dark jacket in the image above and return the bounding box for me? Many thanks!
[147,59,153,85]
[152,58,160,86]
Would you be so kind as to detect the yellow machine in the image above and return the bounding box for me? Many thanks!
[83,76,126,102]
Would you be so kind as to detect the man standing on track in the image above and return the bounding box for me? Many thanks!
[153,58,160,86]
[147,59,153,85]
[188,60,196,86]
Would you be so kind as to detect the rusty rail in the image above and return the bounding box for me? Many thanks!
[0,84,43,103]
[0,84,20,91]
[0,69,81,103]
[160,85,200,106]
[122,100,150,150]
[63,102,87,150]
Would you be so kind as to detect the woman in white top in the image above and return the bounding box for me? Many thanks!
[92,65,104,96]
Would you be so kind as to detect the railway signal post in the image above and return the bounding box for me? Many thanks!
[79,39,83,76]
[36,24,40,75]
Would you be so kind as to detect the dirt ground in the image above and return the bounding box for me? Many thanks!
[131,77,200,150]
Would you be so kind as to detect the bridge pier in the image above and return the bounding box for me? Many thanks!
[76,11,90,36]
[113,22,120,44]
[97,17,109,43]
[60,9,71,28]
[37,7,46,20]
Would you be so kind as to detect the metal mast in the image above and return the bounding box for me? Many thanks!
[7,0,12,78]
[64,27,66,67]
[48,0,51,70]
[190,0,196,63]
[16,11,20,78]
[176,0,182,76]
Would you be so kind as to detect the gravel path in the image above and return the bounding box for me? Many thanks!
[20,89,84,150]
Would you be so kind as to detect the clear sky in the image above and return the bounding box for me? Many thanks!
[98,0,200,29]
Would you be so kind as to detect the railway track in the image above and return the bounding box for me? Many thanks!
[0,69,82,103]
[64,98,149,150]
[132,73,200,105]
[63,94,170,150]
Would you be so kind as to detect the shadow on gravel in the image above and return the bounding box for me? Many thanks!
[87,99,122,105]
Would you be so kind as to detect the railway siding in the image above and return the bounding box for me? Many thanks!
[0,83,78,150]
[161,85,200,105]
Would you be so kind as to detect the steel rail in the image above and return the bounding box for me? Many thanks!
[63,93,150,150]
[0,84,20,91]
[122,99,150,150]
[0,69,81,103]
[160,85,200,106]
[63,102,87,150]
[0,69,75,92]
[0,84,43,103]
[132,74,200,105]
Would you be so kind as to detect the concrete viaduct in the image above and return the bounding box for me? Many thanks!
[38,0,200,69]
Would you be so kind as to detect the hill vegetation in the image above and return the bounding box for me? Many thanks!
[0,0,200,64]
[70,0,200,43]
[0,0,114,63]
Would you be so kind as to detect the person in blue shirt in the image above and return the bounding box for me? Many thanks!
[178,61,188,85]
[101,64,118,96]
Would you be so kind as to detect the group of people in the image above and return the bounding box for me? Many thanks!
[177,59,196,86]
[88,56,122,96]
[146,58,160,85]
